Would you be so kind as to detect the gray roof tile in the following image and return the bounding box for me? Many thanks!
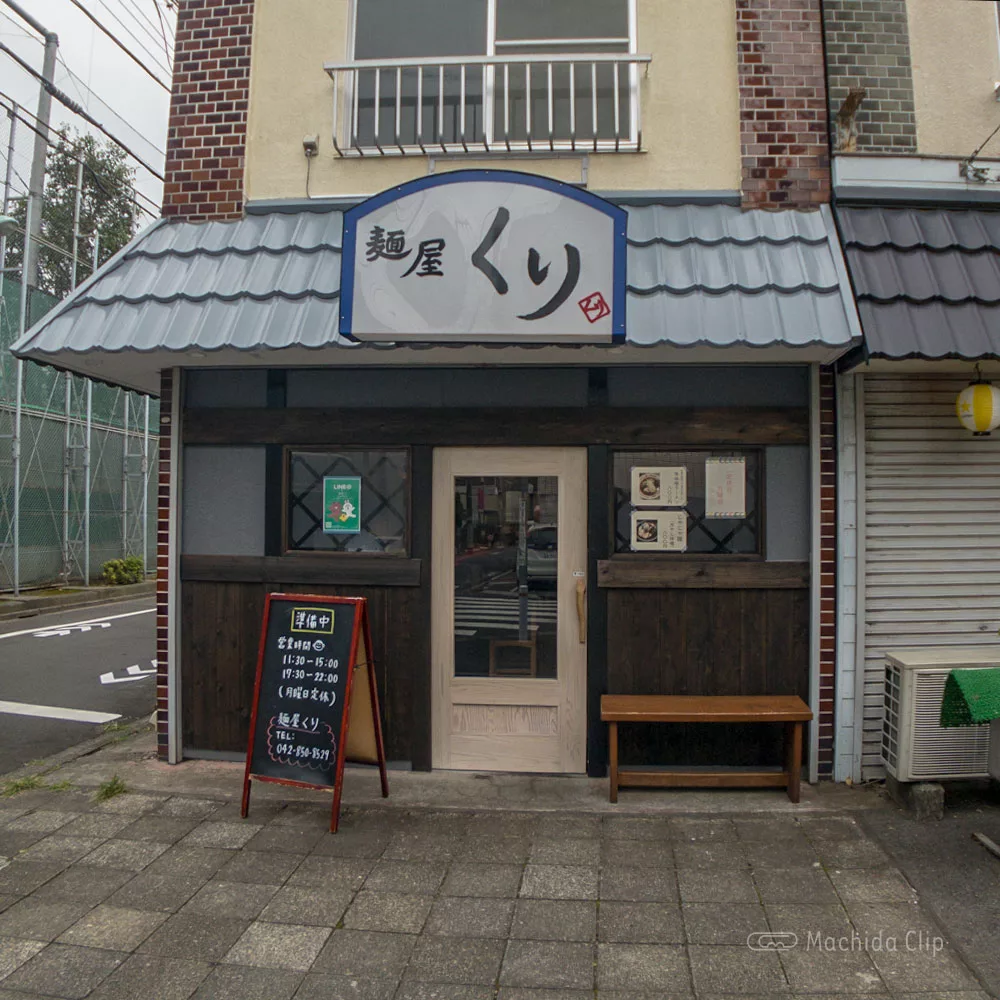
[13,204,859,394]
[837,206,1000,359]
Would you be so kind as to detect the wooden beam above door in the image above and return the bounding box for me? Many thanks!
[183,407,809,447]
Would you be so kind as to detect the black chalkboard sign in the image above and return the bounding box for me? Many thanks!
[240,594,388,832]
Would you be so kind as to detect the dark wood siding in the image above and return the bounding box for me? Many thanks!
[605,583,810,767]
[180,578,427,761]
[180,448,433,764]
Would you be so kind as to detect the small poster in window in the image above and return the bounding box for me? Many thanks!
[323,476,362,533]
[705,458,746,518]
[630,466,687,508]
[630,511,688,552]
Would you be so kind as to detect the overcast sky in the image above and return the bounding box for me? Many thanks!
[0,0,173,225]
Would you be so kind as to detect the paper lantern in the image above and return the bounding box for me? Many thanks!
[956,380,1000,436]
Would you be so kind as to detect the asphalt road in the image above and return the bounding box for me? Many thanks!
[0,597,155,776]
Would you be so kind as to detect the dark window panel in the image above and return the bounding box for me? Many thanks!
[287,449,410,554]
[354,0,488,58]
[612,450,762,556]
[496,0,628,41]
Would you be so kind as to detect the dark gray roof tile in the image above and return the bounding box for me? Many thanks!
[837,206,1000,359]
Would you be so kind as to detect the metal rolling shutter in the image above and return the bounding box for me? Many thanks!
[862,374,1000,779]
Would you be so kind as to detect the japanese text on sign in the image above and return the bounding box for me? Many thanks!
[249,600,356,779]
[290,608,335,633]
[265,621,342,766]
[341,173,625,343]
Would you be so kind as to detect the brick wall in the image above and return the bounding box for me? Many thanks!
[818,366,837,778]
[822,0,917,153]
[162,0,253,222]
[736,0,830,208]
[155,369,174,761]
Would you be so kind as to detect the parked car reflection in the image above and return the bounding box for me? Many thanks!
[526,524,557,587]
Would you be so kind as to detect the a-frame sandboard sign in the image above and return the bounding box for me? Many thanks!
[241,594,388,833]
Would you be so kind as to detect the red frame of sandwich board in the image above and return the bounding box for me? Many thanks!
[240,593,389,833]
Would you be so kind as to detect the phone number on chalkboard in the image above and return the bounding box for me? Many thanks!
[272,742,333,763]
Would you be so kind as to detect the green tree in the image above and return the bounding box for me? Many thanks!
[7,126,140,299]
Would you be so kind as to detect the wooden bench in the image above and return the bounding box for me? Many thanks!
[600,695,813,803]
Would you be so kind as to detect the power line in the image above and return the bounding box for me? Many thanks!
[91,0,172,77]
[64,0,171,93]
[148,0,173,67]
[2,11,169,159]
[110,0,174,62]
[0,94,161,216]
[57,55,166,157]
[0,8,38,44]
[118,0,170,48]
[118,0,173,63]
[0,41,166,181]
[11,95,162,212]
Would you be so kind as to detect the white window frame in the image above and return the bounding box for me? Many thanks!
[342,0,640,152]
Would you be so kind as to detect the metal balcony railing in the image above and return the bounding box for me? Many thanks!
[323,53,651,156]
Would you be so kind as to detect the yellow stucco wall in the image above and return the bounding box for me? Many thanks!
[244,0,742,201]
[908,0,1000,157]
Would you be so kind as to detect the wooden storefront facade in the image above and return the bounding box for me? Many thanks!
[173,365,816,777]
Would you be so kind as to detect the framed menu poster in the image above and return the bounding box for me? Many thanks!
[705,458,746,518]
[630,466,687,508]
[630,511,688,552]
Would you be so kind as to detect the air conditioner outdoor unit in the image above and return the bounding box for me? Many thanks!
[882,648,998,782]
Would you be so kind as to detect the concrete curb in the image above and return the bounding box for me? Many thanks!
[0,715,154,784]
[0,580,156,621]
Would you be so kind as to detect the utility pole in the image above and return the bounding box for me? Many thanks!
[12,195,31,595]
[1,0,58,287]
[0,100,15,281]
[62,158,85,582]
[83,234,100,585]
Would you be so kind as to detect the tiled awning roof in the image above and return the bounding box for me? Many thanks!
[13,203,861,394]
[837,206,1000,361]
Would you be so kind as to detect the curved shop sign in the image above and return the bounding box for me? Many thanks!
[340,170,626,343]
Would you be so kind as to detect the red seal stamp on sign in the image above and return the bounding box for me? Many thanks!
[578,291,610,324]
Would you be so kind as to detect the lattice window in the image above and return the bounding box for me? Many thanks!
[611,449,761,555]
[287,449,409,553]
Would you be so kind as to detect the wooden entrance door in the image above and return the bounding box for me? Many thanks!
[432,448,587,773]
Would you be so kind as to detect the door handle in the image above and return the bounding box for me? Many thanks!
[575,577,586,644]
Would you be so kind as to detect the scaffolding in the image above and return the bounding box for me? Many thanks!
[0,280,159,593]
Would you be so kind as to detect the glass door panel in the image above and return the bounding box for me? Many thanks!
[453,475,558,680]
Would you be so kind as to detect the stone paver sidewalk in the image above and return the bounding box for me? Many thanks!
[0,783,992,1000]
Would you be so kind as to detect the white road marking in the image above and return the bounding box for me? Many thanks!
[100,660,156,685]
[0,700,121,724]
[0,607,155,641]
[34,623,111,638]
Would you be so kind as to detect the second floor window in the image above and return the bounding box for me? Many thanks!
[346,0,636,151]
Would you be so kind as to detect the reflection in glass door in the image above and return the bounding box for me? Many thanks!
[453,476,558,680]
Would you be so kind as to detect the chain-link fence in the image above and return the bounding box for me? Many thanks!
[0,279,159,593]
